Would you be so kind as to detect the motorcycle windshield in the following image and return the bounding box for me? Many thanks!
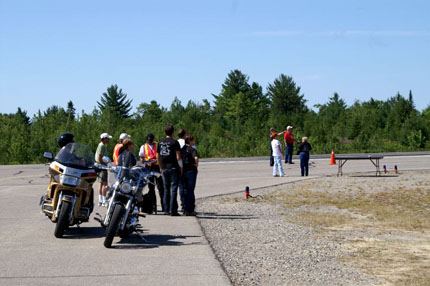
[55,143,95,169]
[113,165,148,181]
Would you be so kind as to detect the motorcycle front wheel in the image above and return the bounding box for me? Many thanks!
[104,204,125,248]
[54,201,71,238]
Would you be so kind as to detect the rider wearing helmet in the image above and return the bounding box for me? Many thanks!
[57,133,75,148]
[55,132,94,211]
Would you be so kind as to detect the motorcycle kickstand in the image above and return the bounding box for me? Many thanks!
[134,224,147,242]
[135,231,148,243]
[93,213,104,226]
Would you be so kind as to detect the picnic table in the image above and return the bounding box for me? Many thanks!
[335,155,384,176]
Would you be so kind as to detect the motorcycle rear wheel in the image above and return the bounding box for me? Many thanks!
[104,204,125,248]
[54,201,71,238]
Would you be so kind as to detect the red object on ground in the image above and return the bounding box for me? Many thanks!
[245,186,250,199]
[329,149,336,165]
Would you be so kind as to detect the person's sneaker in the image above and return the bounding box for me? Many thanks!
[102,202,108,208]
[281,174,286,177]
[98,202,102,207]
[289,162,295,164]
[273,175,279,177]
[170,212,181,216]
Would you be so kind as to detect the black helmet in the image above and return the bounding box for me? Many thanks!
[57,133,74,148]
[146,133,155,143]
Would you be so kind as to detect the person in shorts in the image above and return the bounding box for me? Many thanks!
[95,133,112,207]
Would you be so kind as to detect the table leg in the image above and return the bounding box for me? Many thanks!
[337,159,345,176]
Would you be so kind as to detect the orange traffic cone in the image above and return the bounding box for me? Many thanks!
[329,149,336,165]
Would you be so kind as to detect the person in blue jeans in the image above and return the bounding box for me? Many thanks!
[296,137,312,176]
[157,125,183,216]
[271,132,286,177]
[181,135,199,216]
[284,126,298,164]
[177,129,187,212]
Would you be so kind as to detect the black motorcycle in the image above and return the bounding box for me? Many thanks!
[95,162,160,248]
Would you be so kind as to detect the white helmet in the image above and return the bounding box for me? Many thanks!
[119,133,130,140]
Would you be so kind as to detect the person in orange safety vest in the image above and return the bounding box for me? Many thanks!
[113,133,130,165]
[139,133,164,213]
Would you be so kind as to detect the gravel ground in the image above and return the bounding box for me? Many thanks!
[196,179,379,286]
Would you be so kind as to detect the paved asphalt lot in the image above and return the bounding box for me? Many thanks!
[0,154,429,285]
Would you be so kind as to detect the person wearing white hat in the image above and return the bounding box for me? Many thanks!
[95,133,112,206]
[283,126,297,164]
[113,133,131,165]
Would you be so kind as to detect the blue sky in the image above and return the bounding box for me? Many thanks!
[1,0,429,116]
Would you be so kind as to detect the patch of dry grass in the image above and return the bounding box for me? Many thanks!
[342,239,430,286]
[266,186,430,232]
[293,210,354,228]
[260,172,430,285]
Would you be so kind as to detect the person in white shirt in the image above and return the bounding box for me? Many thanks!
[177,129,186,149]
[177,129,187,211]
[271,132,285,177]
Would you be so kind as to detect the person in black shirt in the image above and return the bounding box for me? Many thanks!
[117,139,143,203]
[117,138,137,168]
[157,125,183,216]
[181,135,199,216]
[296,137,312,176]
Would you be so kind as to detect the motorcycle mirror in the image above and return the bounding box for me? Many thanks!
[43,152,54,161]
[102,156,111,164]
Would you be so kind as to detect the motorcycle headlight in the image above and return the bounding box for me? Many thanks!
[60,175,81,187]
[120,182,132,194]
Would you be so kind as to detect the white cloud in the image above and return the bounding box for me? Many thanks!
[326,30,430,37]
[248,30,430,37]
[248,30,304,37]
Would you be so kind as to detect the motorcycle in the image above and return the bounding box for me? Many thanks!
[95,161,160,248]
[40,143,106,238]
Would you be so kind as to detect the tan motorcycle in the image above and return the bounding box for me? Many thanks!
[40,143,102,238]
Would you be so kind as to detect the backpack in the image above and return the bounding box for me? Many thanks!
[181,145,194,167]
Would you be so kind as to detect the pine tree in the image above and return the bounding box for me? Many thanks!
[16,108,30,125]
[66,100,76,120]
[267,74,307,115]
[97,84,132,118]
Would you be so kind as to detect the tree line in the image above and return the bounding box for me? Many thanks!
[1,70,429,165]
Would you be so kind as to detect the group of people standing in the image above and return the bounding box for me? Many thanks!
[270,126,312,177]
[94,125,199,216]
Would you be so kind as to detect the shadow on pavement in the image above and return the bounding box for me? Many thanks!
[113,234,201,249]
[63,226,106,239]
[197,212,256,220]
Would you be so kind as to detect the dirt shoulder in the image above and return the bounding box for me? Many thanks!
[197,170,430,286]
